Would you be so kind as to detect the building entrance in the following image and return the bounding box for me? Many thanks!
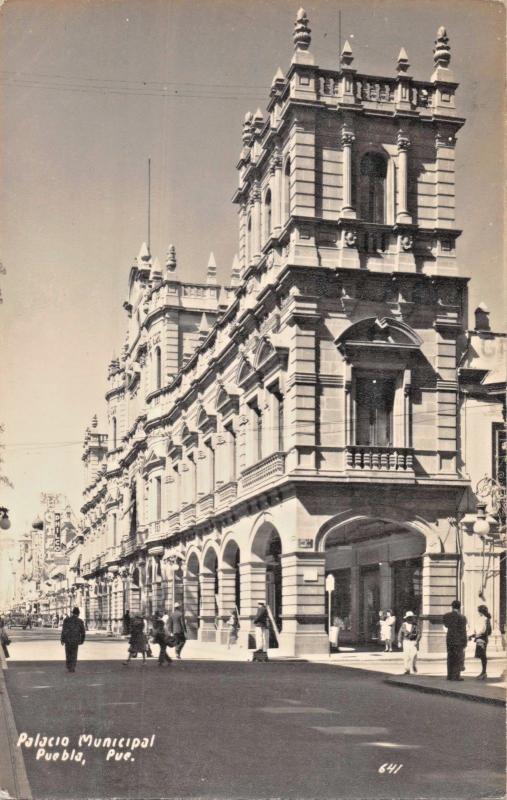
[360,566,380,641]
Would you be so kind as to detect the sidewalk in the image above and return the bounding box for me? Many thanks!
[0,648,32,800]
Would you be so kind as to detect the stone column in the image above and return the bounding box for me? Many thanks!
[461,529,504,653]
[280,552,328,655]
[198,573,217,643]
[396,131,412,224]
[350,565,361,640]
[238,561,266,649]
[251,184,262,258]
[420,552,459,655]
[272,151,282,232]
[340,127,356,218]
[183,574,199,640]
[217,566,237,644]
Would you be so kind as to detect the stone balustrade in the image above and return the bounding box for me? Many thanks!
[345,445,414,472]
[240,452,286,492]
[197,493,214,519]
[216,481,238,508]
[181,503,196,527]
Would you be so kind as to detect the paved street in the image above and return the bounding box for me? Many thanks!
[1,631,505,799]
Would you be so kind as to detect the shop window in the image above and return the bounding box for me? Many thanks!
[326,569,352,632]
[359,152,387,224]
[393,558,422,625]
[356,376,395,447]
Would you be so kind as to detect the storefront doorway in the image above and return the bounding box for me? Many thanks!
[360,566,380,641]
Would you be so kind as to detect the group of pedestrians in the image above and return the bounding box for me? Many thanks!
[122,603,187,667]
[443,599,492,681]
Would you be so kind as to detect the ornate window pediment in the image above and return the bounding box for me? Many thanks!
[336,316,422,362]
[254,333,289,376]
[142,447,166,476]
[216,381,240,417]
[196,403,217,435]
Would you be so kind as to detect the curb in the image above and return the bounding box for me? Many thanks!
[0,650,32,800]
[385,675,505,707]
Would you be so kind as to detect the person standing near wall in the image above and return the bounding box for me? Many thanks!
[252,601,270,662]
[397,611,421,674]
[167,603,187,659]
[469,604,492,680]
[443,600,468,681]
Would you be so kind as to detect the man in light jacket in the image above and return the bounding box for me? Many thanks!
[167,603,187,659]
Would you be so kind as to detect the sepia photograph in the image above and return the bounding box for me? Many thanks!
[0,1,505,798]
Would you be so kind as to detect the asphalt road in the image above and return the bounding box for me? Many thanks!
[3,633,505,800]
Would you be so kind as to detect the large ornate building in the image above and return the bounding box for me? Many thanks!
[74,11,504,655]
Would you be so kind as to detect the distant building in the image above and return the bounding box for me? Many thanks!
[64,12,504,655]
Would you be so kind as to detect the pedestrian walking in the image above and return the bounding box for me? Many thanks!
[123,614,148,666]
[60,607,86,673]
[225,609,239,649]
[152,616,172,667]
[329,614,345,653]
[122,609,131,636]
[469,604,492,680]
[167,603,187,659]
[252,601,270,662]
[380,610,396,652]
[0,618,11,659]
[397,611,420,674]
[443,600,468,681]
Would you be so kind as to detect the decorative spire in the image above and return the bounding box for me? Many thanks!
[433,26,451,69]
[340,39,354,67]
[230,254,241,287]
[253,108,264,131]
[91,414,98,429]
[271,67,285,88]
[166,244,177,272]
[137,241,150,263]
[242,112,253,146]
[206,252,217,284]
[150,256,162,283]
[198,312,210,339]
[293,8,311,51]
[397,47,410,74]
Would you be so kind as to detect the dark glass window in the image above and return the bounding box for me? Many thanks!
[356,376,395,447]
[326,569,352,631]
[359,153,387,223]
[392,558,423,626]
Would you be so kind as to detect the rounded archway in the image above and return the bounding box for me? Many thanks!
[184,551,201,639]
[251,521,283,635]
[222,539,241,614]
[321,516,425,644]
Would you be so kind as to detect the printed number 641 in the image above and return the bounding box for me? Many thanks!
[379,763,403,774]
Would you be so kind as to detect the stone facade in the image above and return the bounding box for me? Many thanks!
[75,13,504,656]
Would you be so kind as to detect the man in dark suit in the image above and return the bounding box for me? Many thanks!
[167,603,187,659]
[443,599,467,681]
[61,607,86,673]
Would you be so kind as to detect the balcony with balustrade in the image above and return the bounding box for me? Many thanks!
[345,445,414,476]
[181,503,196,528]
[197,493,214,521]
[216,481,238,509]
[239,452,286,493]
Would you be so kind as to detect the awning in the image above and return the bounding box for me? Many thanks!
[68,546,82,571]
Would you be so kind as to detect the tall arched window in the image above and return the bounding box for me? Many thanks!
[112,416,117,450]
[264,189,272,242]
[283,158,291,223]
[359,153,387,224]
[246,214,252,265]
[155,346,162,390]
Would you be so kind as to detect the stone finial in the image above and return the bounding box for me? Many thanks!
[91,414,98,429]
[150,256,162,283]
[137,242,150,263]
[198,312,210,336]
[230,254,241,287]
[271,67,285,87]
[340,40,354,67]
[433,26,451,69]
[397,47,410,74]
[242,112,253,146]
[253,108,264,130]
[166,244,177,272]
[293,8,311,51]
[206,252,217,284]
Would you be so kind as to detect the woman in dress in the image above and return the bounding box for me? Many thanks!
[122,614,147,666]
[380,610,396,652]
[469,604,492,680]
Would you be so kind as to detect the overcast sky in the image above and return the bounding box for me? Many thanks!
[0,0,504,549]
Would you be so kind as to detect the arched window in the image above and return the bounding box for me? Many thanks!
[112,416,117,450]
[283,158,291,223]
[155,346,162,390]
[246,214,252,266]
[264,189,272,242]
[359,153,387,224]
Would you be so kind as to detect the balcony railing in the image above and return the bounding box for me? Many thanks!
[181,503,196,527]
[216,481,238,508]
[346,445,414,472]
[197,493,214,519]
[167,512,180,534]
[240,452,286,492]
[121,537,139,557]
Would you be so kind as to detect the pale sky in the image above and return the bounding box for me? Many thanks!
[0,0,504,547]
